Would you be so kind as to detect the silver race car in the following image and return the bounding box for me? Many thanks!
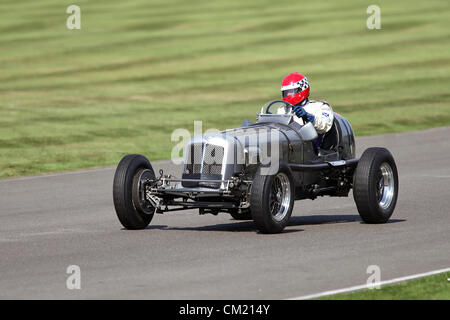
[113,100,398,233]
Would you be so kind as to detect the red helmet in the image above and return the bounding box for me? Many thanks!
[281,72,310,106]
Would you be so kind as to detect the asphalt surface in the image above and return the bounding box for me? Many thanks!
[0,127,449,299]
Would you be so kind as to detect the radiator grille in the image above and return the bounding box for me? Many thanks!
[185,143,203,174]
[202,144,224,175]
[184,143,224,175]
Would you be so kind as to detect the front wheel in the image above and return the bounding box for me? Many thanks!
[250,165,295,233]
[353,148,399,223]
[113,154,156,229]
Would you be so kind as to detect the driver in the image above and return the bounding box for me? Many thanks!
[279,72,334,150]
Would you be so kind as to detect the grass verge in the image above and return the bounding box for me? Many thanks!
[319,271,450,300]
[1,0,449,178]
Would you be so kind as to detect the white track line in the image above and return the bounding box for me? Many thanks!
[288,267,450,300]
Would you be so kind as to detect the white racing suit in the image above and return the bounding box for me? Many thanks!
[278,100,334,151]
[278,100,334,134]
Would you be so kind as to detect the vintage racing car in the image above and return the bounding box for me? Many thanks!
[113,100,399,234]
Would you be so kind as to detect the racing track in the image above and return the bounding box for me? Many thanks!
[0,127,449,299]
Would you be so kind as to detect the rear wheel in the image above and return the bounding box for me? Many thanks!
[113,154,155,229]
[250,165,295,233]
[353,148,398,223]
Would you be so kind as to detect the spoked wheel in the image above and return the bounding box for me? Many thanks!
[353,148,399,223]
[376,162,396,210]
[132,168,156,215]
[268,173,292,222]
[113,154,156,229]
[250,165,295,234]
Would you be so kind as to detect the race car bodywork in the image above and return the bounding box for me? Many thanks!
[113,101,398,233]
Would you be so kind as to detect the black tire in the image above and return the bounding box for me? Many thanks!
[113,154,155,229]
[353,147,399,223]
[250,164,295,234]
[229,209,252,220]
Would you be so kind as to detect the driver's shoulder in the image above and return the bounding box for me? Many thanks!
[307,99,331,107]
[305,100,333,112]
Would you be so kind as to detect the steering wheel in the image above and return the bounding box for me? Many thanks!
[264,100,294,115]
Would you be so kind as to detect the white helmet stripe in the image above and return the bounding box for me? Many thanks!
[281,78,309,91]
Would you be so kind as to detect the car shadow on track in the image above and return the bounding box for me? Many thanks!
[138,215,405,233]
[289,214,405,225]
[289,214,362,226]
[289,214,406,226]
[144,221,276,233]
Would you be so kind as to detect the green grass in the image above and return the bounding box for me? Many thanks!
[0,0,449,178]
[319,271,450,300]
